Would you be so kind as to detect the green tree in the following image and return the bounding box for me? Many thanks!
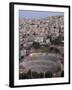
[39,72,44,78]
[27,69,32,79]
[50,35,62,45]
[32,42,40,49]
[19,73,28,79]
[32,72,39,78]
[45,71,52,78]
[61,70,64,77]
[19,73,23,79]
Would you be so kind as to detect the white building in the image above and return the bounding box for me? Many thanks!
[34,36,44,43]
[46,38,51,45]
[20,49,26,56]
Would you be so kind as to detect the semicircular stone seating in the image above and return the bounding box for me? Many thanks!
[20,53,62,76]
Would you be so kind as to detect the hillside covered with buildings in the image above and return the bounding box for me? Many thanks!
[19,15,64,79]
[19,16,64,50]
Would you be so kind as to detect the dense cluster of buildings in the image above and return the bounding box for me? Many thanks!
[19,16,64,59]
